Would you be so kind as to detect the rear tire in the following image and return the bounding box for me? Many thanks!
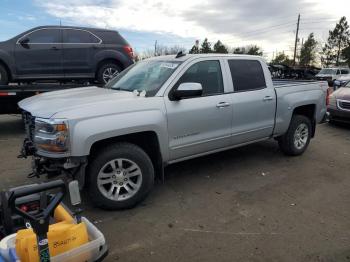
[278,115,312,156]
[96,62,122,84]
[87,142,154,210]
[0,64,9,85]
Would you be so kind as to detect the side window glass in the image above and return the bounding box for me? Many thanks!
[25,29,61,44]
[64,29,98,43]
[228,60,266,92]
[175,60,224,96]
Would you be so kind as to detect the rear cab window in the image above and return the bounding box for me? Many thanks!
[227,59,266,92]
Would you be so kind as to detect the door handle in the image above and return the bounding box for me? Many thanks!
[263,96,274,101]
[51,46,60,51]
[216,102,230,108]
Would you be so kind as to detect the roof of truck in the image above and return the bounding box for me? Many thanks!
[148,53,265,62]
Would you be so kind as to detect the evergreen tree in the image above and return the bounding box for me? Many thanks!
[342,44,350,67]
[232,45,263,56]
[299,33,317,66]
[233,47,245,54]
[200,38,212,53]
[246,45,263,56]
[213,40,228,53]
[271,53,293,66]
[322,16,350,66]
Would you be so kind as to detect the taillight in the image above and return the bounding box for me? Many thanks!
[123,45,134,59]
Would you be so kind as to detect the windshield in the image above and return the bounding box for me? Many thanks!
[319,69,336,75]
[106,60,182,96]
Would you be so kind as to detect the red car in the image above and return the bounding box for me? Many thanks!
[327,81,350,123]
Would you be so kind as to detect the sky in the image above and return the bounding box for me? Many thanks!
[1,0,349,60]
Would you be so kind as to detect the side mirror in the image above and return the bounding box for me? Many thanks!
[68,180,81,206]
[171,82,203,100]
[19,37,29,45]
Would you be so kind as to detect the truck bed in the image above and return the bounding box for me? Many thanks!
[273,79,323,88]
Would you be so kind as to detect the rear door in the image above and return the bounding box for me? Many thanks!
[15,28,63,78]
[226,59,276,144]
[164,58,233,161]
[62,29,101,77]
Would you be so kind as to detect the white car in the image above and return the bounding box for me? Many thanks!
[334,74,350,88]
[316,68,350,84]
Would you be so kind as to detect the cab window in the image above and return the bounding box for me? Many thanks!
[174,60,224,96]
[228,60,266,92]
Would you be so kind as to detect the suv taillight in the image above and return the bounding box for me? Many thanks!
[123,45,134,59]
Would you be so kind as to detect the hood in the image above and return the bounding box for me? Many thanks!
[333,87,350,100]
[18,86,139,118]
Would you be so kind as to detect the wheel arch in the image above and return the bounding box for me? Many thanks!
[0,58,12,81]
[292,104,316,137]
[89,131,164,181]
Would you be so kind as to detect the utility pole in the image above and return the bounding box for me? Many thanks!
[154,40,157,56]
[293,14,300,66]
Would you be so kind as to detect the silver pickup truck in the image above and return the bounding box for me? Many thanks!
[18,54,328,209]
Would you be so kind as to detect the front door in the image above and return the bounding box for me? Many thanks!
[15,28,63,78]
[164,59,233,161]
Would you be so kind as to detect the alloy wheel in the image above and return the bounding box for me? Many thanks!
[97,158,142,201]
[293,123,309,150]
[102,67,119,83]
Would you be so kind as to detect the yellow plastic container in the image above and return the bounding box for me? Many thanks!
[15,205,89,262]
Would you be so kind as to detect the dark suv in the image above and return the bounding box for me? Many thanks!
[0,26,134,85]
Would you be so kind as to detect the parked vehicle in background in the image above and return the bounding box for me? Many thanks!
[333,75,350,89]
[315,68,350,85]
[328,81,350,123]
[18,54,328,210]
[269,64,320,80]
[0,26,134,85]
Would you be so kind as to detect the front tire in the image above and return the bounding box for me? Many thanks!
[0,64,9,85]
[87,142,154,210]
[278,115,312,156]
[96,62,122,84]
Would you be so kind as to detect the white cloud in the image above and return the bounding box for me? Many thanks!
[35,0,349,59]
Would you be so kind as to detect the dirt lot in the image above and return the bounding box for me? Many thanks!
[0,114,349,262]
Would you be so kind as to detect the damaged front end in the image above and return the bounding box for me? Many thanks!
[19,111,87,187]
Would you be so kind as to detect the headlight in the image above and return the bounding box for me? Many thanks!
[34,118,69,153]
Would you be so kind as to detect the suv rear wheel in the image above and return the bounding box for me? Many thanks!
[278,115,312,156]
[97,62,122,84]
[87,142,154,210]
[0,64,9,85]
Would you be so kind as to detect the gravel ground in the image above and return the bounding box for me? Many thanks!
[0,114,349,262]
